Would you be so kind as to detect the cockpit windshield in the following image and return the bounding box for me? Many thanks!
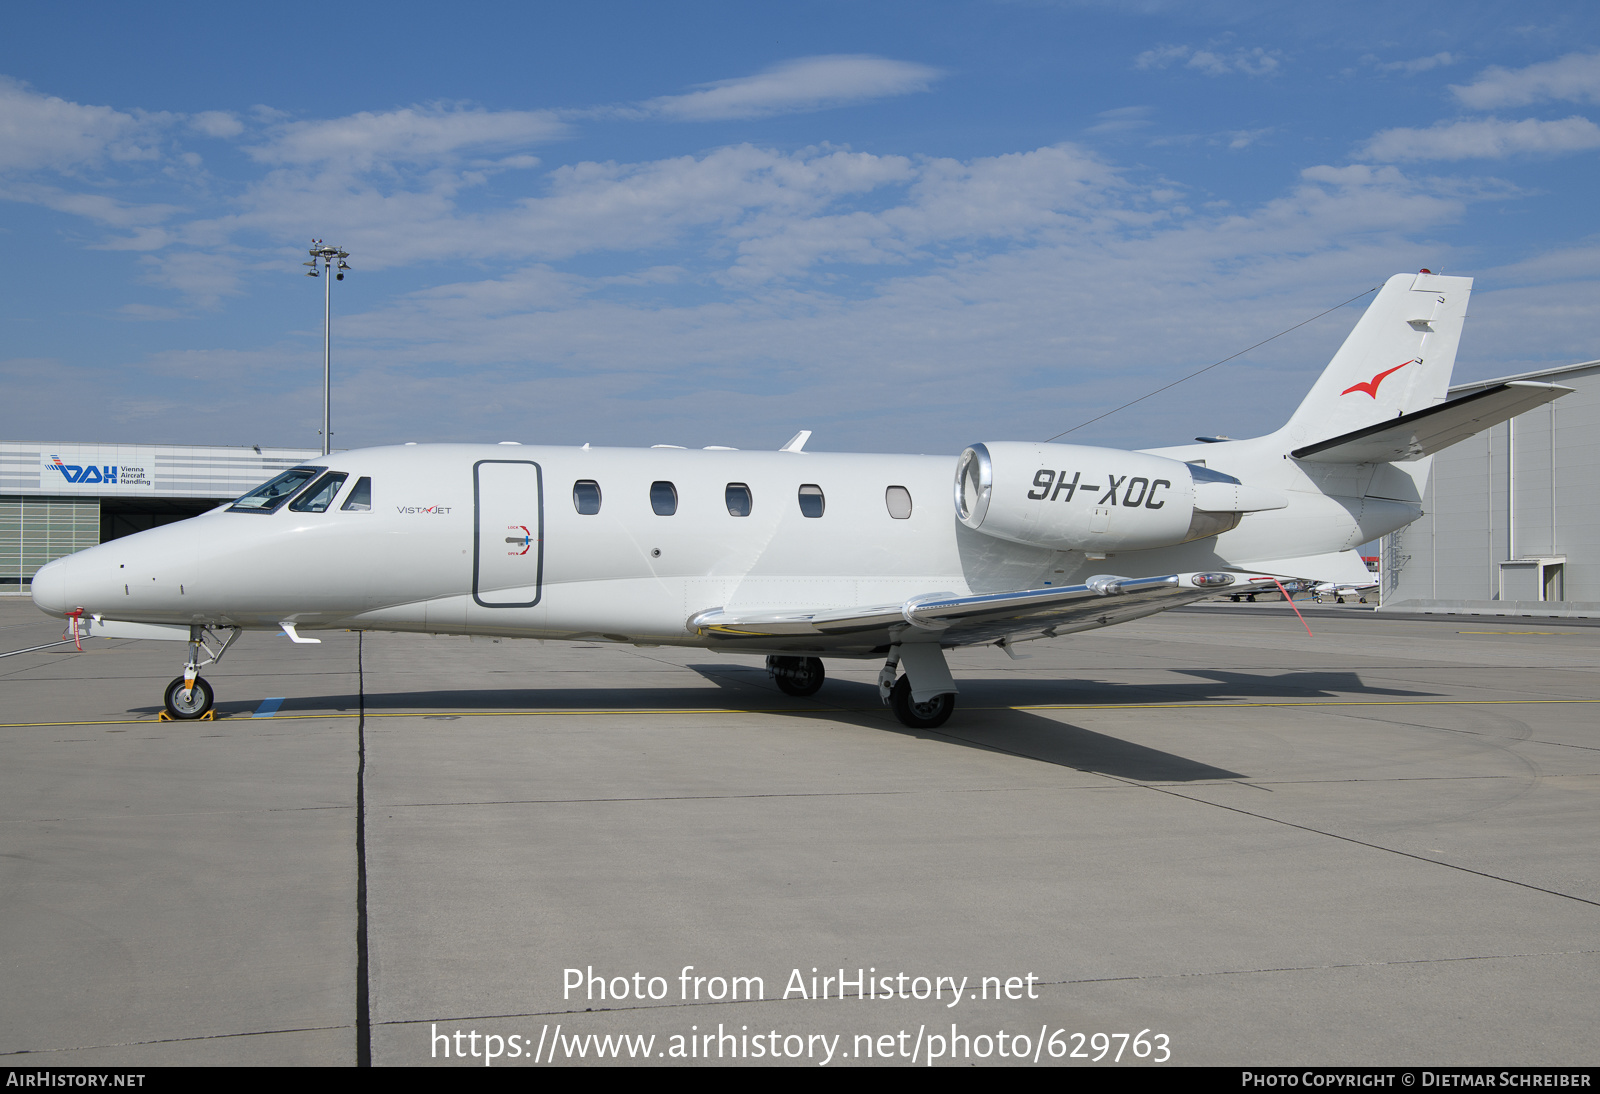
[288,472,349,513]
[229,467,325,513]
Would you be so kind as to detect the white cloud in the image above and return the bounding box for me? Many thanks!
[1,72,1580,451]
[249,103,567,169]
[0,77,163,173]
[1135,44,1282,77]
[256,149,1495,453]
[116,303,185,321]
[1362,115,1600,160]
[1087,106,1153,133]
[1224,128,1273,149]
[1452,51,1600,109]
[134,251,248,309]
[189,110,244,138]
[0,181,179,228]
[189,142,922,272]
[1375,52,1460,76]
[642,55,942,121]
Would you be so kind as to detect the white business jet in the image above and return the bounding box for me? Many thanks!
[31,272,1569,727]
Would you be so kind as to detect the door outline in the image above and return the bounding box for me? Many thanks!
[473,459,544,608]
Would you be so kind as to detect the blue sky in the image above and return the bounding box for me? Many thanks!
[3,1,1598,454]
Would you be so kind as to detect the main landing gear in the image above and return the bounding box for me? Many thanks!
[767,655,825,696]
[878,644,957,730]
[162,625,241,720]
[888,676,954,729]
[765,645,960,730]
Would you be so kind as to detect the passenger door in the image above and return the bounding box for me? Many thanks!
[473,460,544,608]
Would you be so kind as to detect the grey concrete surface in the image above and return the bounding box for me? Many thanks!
[1,598,1596,1066]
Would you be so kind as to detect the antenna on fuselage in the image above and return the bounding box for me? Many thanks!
[779,430,812,453]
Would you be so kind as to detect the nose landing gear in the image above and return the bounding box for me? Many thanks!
[164,676,215,719]
[161,626,240,720]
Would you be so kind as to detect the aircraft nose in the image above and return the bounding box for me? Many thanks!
[30,555,70,617]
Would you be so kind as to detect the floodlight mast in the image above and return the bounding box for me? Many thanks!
[304,240,350,456]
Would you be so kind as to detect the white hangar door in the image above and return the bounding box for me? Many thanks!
[473,460,544,608]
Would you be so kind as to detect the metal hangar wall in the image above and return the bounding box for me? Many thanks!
[1380,359,1600,617]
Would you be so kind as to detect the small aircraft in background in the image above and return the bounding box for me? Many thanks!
[1226,579,1306,603]
[1312,554,1382,603]
[33,272,1569,728]
[1313,580,1381,604]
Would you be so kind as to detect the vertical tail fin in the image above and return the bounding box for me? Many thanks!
[1281,272,1472,451]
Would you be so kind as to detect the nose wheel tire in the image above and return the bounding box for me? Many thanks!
[768,656,825,697]
[889,676,955,729]
[164,676,215,720]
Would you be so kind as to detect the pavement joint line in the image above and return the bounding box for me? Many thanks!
[10,772,1596,823]
[367,947,1600,1027]
[913,724,1600,908]
[1305,703,1600,753]
[355,633,372,1067]
[0,806,355,824]
[0,1023,354,1057]
[371,771,1600,810]
[5,695,1600,729]
[1139,777,1600,910]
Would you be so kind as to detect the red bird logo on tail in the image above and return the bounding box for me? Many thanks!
[1341,358,1417,399]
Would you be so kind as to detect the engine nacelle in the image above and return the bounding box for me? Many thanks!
[954,442,1281,553]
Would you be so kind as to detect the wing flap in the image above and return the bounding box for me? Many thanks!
[688,572,1277,646]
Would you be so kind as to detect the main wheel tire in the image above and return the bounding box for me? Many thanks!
[889,675,954,729]
[769,656,825,697]
[164,676,214,720]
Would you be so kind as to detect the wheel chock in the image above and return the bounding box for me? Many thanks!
[157,710,214,721]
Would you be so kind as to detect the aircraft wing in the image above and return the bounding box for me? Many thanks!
[1291,381,1570,463]
[688,572,1279,649]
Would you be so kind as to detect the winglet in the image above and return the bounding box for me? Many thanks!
[779,430,812,453]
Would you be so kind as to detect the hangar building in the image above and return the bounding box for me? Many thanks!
[1380,359,1600,617]
[1,442,320,596]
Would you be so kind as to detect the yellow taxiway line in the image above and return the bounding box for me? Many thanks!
[3,695,1600,729]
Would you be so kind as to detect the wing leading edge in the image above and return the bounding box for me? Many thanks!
[688,572,1280,650]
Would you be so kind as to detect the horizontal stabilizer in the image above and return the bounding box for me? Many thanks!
[689,572,1278,647]
[1231,550,1374,586]
[1292,381,1570,463]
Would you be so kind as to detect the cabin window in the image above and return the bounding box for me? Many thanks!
[573,480,602,515]
[650,481,678,516]
[289,472,349,513]
[798,484,825,518]
[725,483,752,516]
[341,477,372,511]
[229,467,324,513]
[885,485,913,519]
